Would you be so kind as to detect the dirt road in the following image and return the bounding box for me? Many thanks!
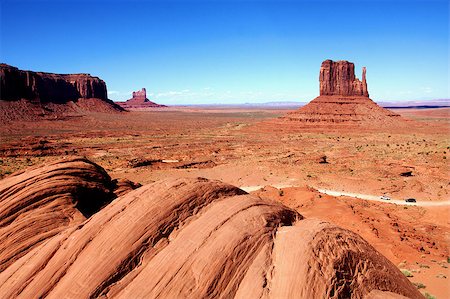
[241,184,450,207]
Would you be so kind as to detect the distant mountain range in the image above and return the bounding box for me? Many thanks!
[178,99,450,109]
[377,98,450,108]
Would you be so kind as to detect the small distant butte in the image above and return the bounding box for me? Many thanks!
[116,88,167,108]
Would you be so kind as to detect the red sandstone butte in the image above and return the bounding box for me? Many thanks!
[283,59,401,125]
[117,88,167,109]
[0,64,123,122]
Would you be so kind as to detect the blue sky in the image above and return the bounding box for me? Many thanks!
[1,0,448,104]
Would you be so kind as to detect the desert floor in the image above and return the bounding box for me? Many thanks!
[1,106,449,298]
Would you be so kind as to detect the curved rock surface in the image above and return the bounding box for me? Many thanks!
[0,161,422,298]
[0,157,140,272]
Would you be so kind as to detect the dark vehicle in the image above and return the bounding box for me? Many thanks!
[405,198,416,203]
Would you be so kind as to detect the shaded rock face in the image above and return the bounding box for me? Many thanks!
[0,63,107,103]
[116,87,167,108]
[282,59,401,125]
[0,160,422,298]
[320,60,368,97]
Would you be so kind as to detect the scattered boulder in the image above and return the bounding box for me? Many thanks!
[319,155,329,164]
[400,171,413,177]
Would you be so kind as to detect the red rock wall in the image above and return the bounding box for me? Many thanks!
[0,64,107,103]
[319,60,369,97]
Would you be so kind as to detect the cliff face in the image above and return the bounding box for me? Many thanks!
[319,60,368,97]
[0,63,107,103]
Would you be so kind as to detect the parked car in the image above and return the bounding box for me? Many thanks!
[405,198,416,203]
[380,195,391,200]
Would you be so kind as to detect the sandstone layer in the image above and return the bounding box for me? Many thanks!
[320,60,368,97]
[1,64,108,103]
[0,159,422,298]
[117,88,167,109]
[283,60,401,125]
[0,157,139,272]
[0,64,123,122]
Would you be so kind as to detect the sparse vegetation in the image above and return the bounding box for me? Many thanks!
[400,269,413,277]
[412,282,426,289]
[424,292,436,299]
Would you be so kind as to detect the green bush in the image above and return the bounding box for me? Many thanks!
[400,269,413,277]
[424,293,436,299]
[412,282,426,289]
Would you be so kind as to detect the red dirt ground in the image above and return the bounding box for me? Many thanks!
[0,106,448,298]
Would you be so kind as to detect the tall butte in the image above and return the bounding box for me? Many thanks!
[283,60,400,124]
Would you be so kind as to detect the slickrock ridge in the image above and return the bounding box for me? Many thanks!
[0,157,117,271]
[117,87,167,109]
[0,160,422,298]
[0,64,123,122]
[283,59,401,125]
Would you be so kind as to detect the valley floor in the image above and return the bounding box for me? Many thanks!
[1,106,449,298]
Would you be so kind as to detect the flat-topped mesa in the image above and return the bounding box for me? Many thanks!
[319,60,369,97]
[0,63,108,103]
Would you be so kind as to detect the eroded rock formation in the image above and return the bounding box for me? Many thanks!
[1,64,108,103]
[0,64,123,122]
[117,88,167,109]
[283,59,401,125]
[0,159,422,298]
[320,60,368,97]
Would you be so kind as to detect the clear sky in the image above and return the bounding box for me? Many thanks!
[1,0,448,104]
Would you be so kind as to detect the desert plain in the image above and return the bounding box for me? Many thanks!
[0,104,448,298]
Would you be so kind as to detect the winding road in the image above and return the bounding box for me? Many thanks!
[240,184,450,207]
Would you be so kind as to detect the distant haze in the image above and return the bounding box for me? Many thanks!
[1,0,448,105]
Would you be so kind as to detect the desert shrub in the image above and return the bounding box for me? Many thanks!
[412,282,426,289]
[400,269,413,277]
[424,293,436,299]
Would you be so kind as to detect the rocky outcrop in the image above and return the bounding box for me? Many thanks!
[0,160,422,298]
[282,59,401,125]
[117,87,167,109]
[0,63,107,103]
[320,60,368,97]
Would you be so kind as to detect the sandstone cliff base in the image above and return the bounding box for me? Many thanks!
[282,95,402,125]
[0,157,422,298]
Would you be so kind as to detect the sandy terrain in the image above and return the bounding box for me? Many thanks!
[0,106,448,298]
